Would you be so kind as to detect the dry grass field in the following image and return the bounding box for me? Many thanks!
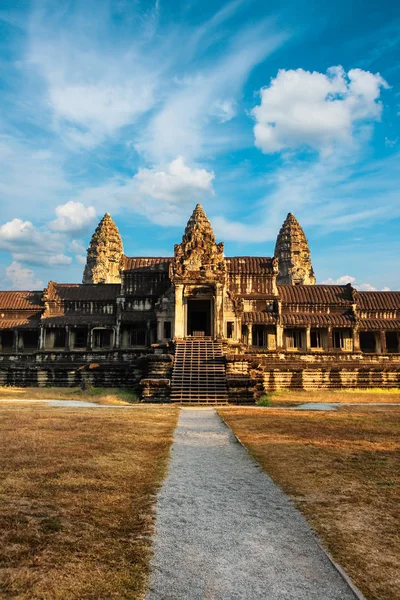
[0,404,178,600]
[0,386,139,405]
[219,404,400,600]
[266,388,400,406]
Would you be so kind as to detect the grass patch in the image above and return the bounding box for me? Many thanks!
[218,405,400,600]
[0,404,178,599]
[0,386,139,405]
[267,388,400,406]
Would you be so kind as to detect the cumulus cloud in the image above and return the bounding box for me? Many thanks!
[71,157,215,227]
[50,201,96,233]
[5,262,43,290]
[252,66,389,154]
[134,157,214,203]
[0,218,70,266]
[321,275,390,291]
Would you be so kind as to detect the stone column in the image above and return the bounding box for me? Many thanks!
[214,284,224,339]
[13,330,19,353]
[327,327,333,351]
[65,326,70,351]
[380,331,387,354]
[276,324,283,350]
[88,329,93,350]
[174,284,185,339]
[39,327,45,351]
[248,324,253,347]
[353,327,360,352]
[305,326,311,352]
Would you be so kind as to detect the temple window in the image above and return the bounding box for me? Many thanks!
[226,322,234,339]
[53,328,66,348]
[21,331,39,353]
[163,321,172,339]
[0,330,13,353]
[93,329,113,349]
[285,329,304,350]
[333,329,352,351]
[73,328,87,349]
[359,331,376,353]
[310,329,322,348]
[253,325,266,347]
[130,325,147,346]
[386,332,399,353]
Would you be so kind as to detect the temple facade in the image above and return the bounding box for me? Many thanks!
[0,205,399,399]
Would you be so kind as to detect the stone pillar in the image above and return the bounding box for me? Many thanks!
[39,327,45,351]
[115,324,121,349]
[214,284,224,339]
[157,320,163,342]
[65,326,70,350]
[174,284,185,339]
[380,331,387,354]
[248,324,253,347]
[327,327,333,351]
[13,330,19,353]
[353,327,360,352]
[88,329,93,350]
[305,326,311,352]
[276,324,283,350]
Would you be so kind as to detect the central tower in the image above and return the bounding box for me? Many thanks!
[171,204,226,338]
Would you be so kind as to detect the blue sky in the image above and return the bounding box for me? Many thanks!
[0,0,399,290]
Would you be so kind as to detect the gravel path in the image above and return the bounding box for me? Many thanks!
[146,408,357,600]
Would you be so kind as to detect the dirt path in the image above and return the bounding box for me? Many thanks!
[146,408,358,600]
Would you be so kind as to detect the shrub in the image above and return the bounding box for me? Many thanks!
[256,394,271,407]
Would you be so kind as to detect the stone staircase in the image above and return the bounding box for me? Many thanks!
[171,338,228,404]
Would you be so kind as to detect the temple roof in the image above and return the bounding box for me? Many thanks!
[226,257,276,274]
[356,291,400,310]
[0,291,43,310]
[122,257,171,272]
[44,282,120,302]
[278,284,353,305]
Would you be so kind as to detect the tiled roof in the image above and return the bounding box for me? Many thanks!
[122,257,171,272]
[278,285,353,305]
[356,292,400,310]
[41,315,116,326]
[0,316,41,329]
[358,319,400,330]
[282,312,354,327]
[45,282,120,301]
[225,257,275,274]
[242,312,277,324]
[0,291,43,310]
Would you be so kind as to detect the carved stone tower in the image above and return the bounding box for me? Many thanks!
[82,213,124,284]
[171,204,225,278]
[274,213,316,285]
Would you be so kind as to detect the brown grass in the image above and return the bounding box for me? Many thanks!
[0,405,178,599]
[267,388,400,406]
[218,405,400,600]
[0,387,139,405]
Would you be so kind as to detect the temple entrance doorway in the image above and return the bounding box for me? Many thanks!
[187,299,212,337]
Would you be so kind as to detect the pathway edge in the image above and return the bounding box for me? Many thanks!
[216,409,366,600]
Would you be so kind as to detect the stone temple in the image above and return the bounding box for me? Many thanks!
[0,205,400,402]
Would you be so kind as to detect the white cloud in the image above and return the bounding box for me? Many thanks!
[0,218,71,266]
[72,157,215,227]
[5,261,43,290]
[252,66,388,154]
[322,275,356,285]
[134,157,214,203]
[50,201,96,233]
[321,275,390,291]
[76,254,87,265]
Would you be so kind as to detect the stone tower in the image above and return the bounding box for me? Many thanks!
[274,213,316,285]
[172,204,225,277]
[82,213,124,284]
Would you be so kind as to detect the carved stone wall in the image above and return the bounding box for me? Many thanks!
[83,213,124,284]
[274,213,316,285]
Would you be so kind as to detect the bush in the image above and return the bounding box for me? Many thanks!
[256,394,271,407]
